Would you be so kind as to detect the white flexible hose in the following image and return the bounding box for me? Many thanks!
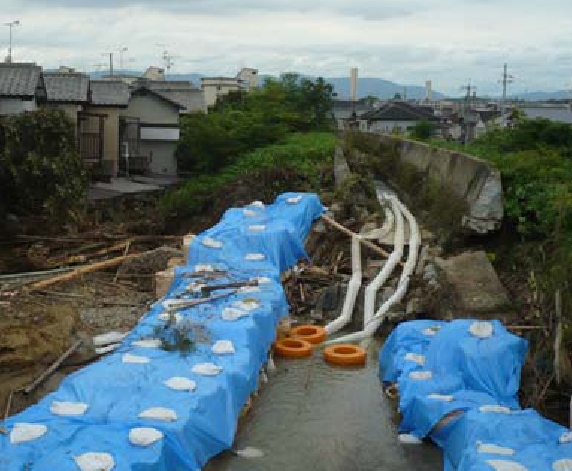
[325,235,362,335]
[325,196,420,345]
[363,196,403,328]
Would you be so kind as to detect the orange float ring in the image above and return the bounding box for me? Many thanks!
[274,338,313,359]
[290,325,327,345]
[323,344,367,367]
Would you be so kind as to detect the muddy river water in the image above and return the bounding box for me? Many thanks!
[208,340,442,471]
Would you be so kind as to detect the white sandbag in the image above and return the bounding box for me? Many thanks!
[129,427,164,447]
[202,237,223,249]
[486,460,528,471]
[74,452,115,471]
[553,459,572,471]
[287,195,303,204]
[398,434,423,444]
[132,338,162,349]
[404,353,425,365]
[234,299,260,311]
[251,276,271,284]
[470,321,494,339]
[245,253,265,261]
[122,353,150,364]
[235,446,264,458]
[222,307,249,321]
[95,344,120,355]
[195,264,214,272]
[409,371,432,380]
[50,401,89,417]
[559,431,572,444]
[422,326,441,337]
[93,331,127,347]
[479,405,511,414]
[192,362,223,376]
[186,282,207,293]
[239,286,261,294]
[243,209,258,217]
[158,311,182,323]
[266,355,276,372]
[139,407,178,422]
[427,394,453,402]
[164,377,197,392]
[477,442,515,455]
[250,201,265,209]
[248,225,266,232]
[212,340,235,355]
[10,423,47,444]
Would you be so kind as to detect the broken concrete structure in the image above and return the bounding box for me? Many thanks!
[377,135,503,234]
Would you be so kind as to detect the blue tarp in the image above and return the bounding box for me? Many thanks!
[0,192,324,470]
[379,319,572,470]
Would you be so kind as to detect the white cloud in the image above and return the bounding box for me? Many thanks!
[1,0,572,95]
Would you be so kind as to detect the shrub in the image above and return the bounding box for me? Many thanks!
[0,109,86,222]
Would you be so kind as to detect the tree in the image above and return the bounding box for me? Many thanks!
[411,119,437,140]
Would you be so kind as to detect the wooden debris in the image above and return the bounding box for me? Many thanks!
[24,340,83,394]
[321,214,391,259]
[24,251,155,293]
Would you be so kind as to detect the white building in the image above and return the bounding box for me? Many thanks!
[201,67,258,109]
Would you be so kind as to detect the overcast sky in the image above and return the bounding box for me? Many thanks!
[2,0,572,95]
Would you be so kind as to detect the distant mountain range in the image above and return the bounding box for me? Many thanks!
[89,70,571,102]
[89,70,443,100]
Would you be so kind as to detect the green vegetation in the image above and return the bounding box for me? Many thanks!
[162,132,336,219]
[410,119,438,140]
[0,109,86,224]
[176,74,334,174]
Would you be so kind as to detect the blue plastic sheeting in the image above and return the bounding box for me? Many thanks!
[0,192,324,470]
[438,408,572,471]
[423,320,527,409]
[188,193,325,275]
[379,320,447,384]
[379,319,572,470]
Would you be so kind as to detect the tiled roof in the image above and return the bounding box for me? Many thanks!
[44,72,89,103]
[0,63,42,97]
[362,102,438,122]
[89,79,130,106]
[137,80,205,113]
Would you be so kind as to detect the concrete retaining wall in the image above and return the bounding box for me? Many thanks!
[378,135,503,234]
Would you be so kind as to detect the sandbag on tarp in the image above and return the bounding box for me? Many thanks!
[436,408,572,471]
[379,320,447,383]
[400,389,500,439]
[187,192,324,273]
[1,193,320,471]
[424,320,527,409]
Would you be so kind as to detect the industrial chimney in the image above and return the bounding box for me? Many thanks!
[425,80,433,102]
[350,67,358,102]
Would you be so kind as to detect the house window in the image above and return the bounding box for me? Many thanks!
[217,85,222,91]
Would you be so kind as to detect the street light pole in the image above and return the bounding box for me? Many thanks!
[4,20,20,63]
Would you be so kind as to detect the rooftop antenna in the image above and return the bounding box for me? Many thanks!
[156,43,177,74]
[118,46,128,71]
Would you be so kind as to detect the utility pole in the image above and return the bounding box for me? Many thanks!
[102,52,114,77]
[500,63,514,126]
[459,80,477,144]
[4,20,20,63]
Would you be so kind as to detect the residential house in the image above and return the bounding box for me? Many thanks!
[201,67,258,109]
[142,66,166,81]
[83,79,130,177]
[120,85,183,175]
[359,101,438,134]
[332,99,375,130]
[43,71,89,128]
[137,79,206,114]
[0,63,45,116]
